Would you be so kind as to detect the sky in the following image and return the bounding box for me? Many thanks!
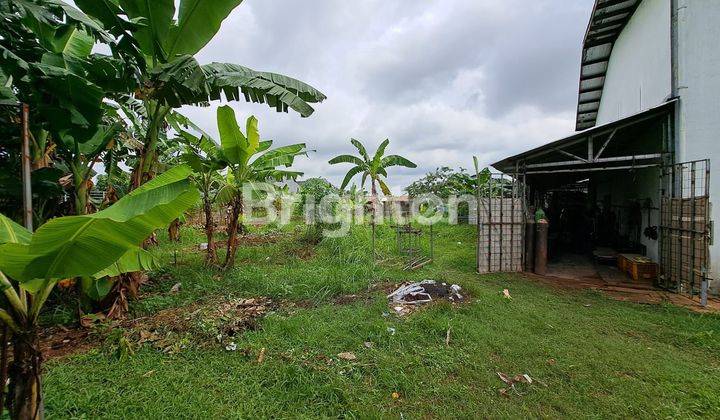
[180,0,595,194]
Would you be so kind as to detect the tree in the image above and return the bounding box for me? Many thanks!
[0,165,199,419]
[328,139,416,256]
[405,167,476,199]
[214,106,308,268]
[73,0,327,190]
[0,0,140,220]
[178,130,228,265]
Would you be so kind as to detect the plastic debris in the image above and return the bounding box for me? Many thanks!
[225,342,237,351]
[387,327,396,335]
[387,280,463,305]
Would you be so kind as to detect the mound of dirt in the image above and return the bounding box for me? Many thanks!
[388,280,463,305]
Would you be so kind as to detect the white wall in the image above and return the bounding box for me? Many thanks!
[596,0,672,125]
[676,0,720,282]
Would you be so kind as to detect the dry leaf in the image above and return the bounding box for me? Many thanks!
[257,347,266,363]
[503,289,512,299]
[337,352,357,361]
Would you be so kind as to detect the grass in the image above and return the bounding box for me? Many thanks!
[42,223,720,418]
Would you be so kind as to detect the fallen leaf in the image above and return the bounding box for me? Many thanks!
[547,358,557,366]
[503,289,512,299]
[337,352,357,361]
[169,283,182,294]
[142,370,155,378]
[497,372,513,385]
[257,347,266,363]
[391,392,400,400]
[363,341,373,349]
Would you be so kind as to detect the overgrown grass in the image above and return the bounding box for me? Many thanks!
[42,223,720,418]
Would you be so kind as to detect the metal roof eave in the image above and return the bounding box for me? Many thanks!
[492,99,676,173]
[575,0,641,131]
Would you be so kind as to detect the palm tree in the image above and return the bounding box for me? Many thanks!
[329,139,416,256]
[214,106,309,268]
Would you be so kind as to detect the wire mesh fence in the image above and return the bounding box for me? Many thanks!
[476,173,526,274]
[659,159,711,297]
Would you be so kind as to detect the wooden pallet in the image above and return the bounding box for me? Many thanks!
[618,254,658,282]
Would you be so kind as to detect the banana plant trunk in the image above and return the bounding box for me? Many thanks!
[203,198,217,265]
[9,329,44,420]
[168,219,181,242]
[73,170,90,216]
[223,194,243,269]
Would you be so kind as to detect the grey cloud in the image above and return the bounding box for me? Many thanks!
[184,0,594,194]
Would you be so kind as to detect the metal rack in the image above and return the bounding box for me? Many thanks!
[659,159,712,300]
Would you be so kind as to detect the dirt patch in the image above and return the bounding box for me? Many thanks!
[524,273,720,313]
[387,280,465,316]
[40,325,96,360]
[40,296,275,360]
[332,282,400,306]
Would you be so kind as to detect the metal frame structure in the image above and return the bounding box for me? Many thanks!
[395,222,434,271]
[659,159,712,300]
[576,0,642,130]
[476,172,526,274]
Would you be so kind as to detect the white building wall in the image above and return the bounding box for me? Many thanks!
[596,0,672,125]
[676,0,720,281]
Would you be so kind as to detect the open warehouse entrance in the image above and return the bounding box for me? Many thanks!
[492,100,714,303]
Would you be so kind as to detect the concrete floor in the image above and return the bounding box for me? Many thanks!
[538,253,719,312]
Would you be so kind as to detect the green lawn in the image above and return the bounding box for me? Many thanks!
[42,223,720,418]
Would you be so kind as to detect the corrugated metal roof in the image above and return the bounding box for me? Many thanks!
[575,0,642,131]
[493,99,675,173]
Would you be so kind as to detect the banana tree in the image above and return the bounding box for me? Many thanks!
[0,165,199,419]
[215,106,308,268]
[0,0,145,220]
[329,139,417,256]
[177,129,228,264]
[56,124,122,215]
[73,0,327,190]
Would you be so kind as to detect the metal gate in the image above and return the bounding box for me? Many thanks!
[476,173,526,274]
[659,159,711,296]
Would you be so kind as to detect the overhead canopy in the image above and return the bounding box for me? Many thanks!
[492,100,675,188]
[576,0,641,131]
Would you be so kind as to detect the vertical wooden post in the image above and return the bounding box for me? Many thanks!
[21,104,33,232]
[524,221,536,272]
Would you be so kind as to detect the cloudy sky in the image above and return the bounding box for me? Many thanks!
[180,0,594,193]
